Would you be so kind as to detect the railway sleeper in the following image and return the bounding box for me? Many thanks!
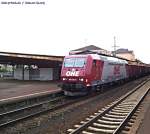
[105,113,126,118]
[123,126,131,131]
[102,116,124,122]
[103,106,110,109]
[121,130,130,134]
[86,118,92,121]
[126,122,134,127]
[113,107,131,112]
[135,109,141,113]
[121,100,137,104]
[117,103,135,107]
[116,106,133,109]
[87,126,114,133]
[114,106,132,109]
[107,104,114,107]
[82,131,95,134]
[80,121,88,124]
[112,111,130,114]
[102,108,108,111]
[67,129,76,132]
[98,110,104,113]
[74,124,82,128]
[108,111,128,116]
[97,119,121,125]
[121,102,136,105]
[130,116,137,120]
[112,109,130,114]
[119,102,136,105]
[133,113,138,117]
[94,112,100,115]
[122,99,137,102]
[128,119,135,123]
[90,115,96,118]
[118,104,135,107]
[93,122,118,129]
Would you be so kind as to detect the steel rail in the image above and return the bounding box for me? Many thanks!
[0,95,65,116]
[0,95,66,127]
[0,88,102,128]
[68,78,150,134]
[0,90,63,114]
[113,88,149,134]
[0,77,149,129]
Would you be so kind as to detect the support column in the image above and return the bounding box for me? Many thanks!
[12,65,15,78]
[29,65,31,80]
[22,65,24,80]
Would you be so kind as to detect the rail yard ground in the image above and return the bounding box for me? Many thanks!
[136,91,150,134]
[0,76,149,134]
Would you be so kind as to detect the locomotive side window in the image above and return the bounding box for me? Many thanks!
[64,58,86,67]
[93,60,96,67]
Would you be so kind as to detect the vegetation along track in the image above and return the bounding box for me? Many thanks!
[67,78,150,134]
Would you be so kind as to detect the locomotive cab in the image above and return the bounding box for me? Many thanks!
[61,55,92,96]
[60,54,103,96]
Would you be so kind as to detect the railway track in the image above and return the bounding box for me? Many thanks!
[0,92,66,127]
[67,78,150,134]
[0,77,149,130]
[0,88,102,128]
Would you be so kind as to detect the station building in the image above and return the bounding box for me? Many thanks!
[70,45,112,55]
[0,45,144,81]
[112,48,136,61]
[0,51,64,81]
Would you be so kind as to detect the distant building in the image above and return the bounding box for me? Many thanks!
[0,51,63,80]
[113,48,135,61]
[70,45,136,62]
[70,45,112,56]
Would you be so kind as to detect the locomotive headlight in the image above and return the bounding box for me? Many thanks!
[86,84,90,86]
[80,78,84,81]
[79,78,84,81]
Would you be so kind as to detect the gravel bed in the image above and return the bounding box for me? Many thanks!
[0,77,147,134]
[128,91,150,134]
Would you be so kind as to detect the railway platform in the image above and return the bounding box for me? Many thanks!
[0,79,61,104]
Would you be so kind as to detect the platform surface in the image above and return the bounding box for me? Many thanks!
[0,79,61,103]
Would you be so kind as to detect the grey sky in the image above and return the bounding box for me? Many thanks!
[0,0,150,63]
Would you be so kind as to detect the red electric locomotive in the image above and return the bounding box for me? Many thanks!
[60,53,150,96]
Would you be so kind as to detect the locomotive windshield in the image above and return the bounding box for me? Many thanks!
[64,58,86,67]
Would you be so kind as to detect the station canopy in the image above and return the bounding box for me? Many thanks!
[0,51,64,68]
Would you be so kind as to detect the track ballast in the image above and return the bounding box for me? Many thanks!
[67,78,150,134]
